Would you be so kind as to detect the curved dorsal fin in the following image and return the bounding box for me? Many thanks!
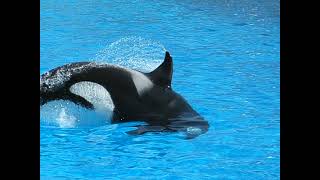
[147,51,173,88]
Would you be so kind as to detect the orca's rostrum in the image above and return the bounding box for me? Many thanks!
[40,52,209,139]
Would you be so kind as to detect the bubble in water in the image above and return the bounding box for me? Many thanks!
[93,36,167,72]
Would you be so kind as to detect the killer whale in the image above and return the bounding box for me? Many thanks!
[40,52,209,138]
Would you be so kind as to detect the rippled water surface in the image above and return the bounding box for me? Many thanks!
[40,0,280,179]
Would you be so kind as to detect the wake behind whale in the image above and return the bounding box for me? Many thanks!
[40,52,209,139]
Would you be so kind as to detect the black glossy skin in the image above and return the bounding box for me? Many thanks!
[40,52,209,138]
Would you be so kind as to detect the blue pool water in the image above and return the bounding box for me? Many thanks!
[40,0,280,179]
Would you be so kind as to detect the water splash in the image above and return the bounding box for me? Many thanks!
[93,36,167,72]
[56,108,77,128]
[40,100,110,128]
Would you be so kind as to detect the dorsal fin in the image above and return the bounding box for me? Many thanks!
[147,51,173,88]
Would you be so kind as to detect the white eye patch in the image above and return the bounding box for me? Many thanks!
[69,81,115,114]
